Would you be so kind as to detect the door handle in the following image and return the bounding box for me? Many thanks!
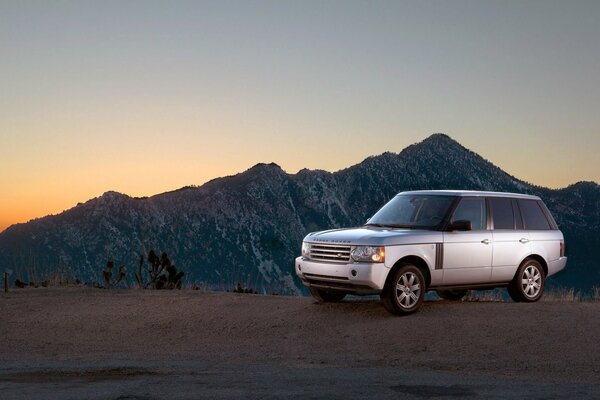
[519,238,529,244]
[481,239,491,245]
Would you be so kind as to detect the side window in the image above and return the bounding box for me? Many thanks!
[538,201,558,230]
[518,199,551,230]
[451,198,486,230]
[489,197,514,229]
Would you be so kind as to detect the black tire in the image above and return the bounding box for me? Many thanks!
[507,284,521,302]
[309,287,346,303]
[508,259,546,302]
[436,289,469,301]
[381,264,426,315]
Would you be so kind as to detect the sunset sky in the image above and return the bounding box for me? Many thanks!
[1,1,599,232]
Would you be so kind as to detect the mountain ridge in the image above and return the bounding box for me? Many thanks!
[1,134,599,294]
[6,133,594,234]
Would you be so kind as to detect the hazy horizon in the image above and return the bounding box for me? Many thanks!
[1,1,599,231]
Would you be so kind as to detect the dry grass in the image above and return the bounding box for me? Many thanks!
[12,269,81,288]
[593,286,600,302]
[542,287,583,303]
[463,287,600,303]
[464,289,506,302]
[43,271,81,287]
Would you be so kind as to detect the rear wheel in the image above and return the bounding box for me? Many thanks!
[436,289,469,301]
[309,287,346,303]
[381,264,425,315]
[508,259,545,302]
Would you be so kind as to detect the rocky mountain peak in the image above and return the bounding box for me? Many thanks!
[100,190,127,199]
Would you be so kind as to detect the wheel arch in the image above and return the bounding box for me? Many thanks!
[385,255,431,291]
[518,254,548,278]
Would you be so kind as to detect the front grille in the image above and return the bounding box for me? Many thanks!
[308,243,352,263]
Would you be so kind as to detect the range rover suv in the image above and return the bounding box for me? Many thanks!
[295,190,567,315]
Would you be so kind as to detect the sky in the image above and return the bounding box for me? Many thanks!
[1,0,599,232]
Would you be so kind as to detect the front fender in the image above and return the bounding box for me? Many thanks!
[384,243,440,285]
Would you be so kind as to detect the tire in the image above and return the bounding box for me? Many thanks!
[506,284,521,302]
[436,289,469,301]
[381,264,426,315]
[508,259,545,302]
[309,287,346,303]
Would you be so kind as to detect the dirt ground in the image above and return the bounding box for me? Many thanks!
[1,287,599,399]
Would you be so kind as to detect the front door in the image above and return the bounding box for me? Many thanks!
[443,197,492,285]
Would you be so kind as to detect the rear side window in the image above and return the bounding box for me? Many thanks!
[538,201,558,230]
[518,199,551,230]
[451,198,487,230]
[489,197,514,229]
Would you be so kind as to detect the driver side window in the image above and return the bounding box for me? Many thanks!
[451,198,486,230]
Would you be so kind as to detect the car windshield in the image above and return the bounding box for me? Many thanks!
[365,194,455,229]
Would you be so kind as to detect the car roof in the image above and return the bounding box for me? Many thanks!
[398,190,541,200]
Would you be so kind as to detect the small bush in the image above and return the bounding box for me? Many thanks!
[134,250,184,289]
[232,282,257,294]
[102,261,127,289]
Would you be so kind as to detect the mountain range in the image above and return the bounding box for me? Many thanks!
[1,134,598,294]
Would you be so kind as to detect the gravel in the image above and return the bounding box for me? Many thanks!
[1,287,599,399]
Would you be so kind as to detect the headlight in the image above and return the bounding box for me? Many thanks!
[351,246,385,263]
[301,242,310,258]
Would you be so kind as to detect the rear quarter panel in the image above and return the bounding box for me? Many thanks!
[529,230,564,275]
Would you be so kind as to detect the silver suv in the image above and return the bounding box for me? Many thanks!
[295,190,567,315]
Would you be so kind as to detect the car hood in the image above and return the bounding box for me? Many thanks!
[304,227,442,246]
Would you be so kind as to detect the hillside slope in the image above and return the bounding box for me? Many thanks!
[0,134,598,293]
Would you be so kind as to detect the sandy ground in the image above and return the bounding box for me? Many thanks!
[1,287,600,399]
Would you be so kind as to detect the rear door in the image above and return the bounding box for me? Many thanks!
[443,197,493,285]
[489,197,530,283]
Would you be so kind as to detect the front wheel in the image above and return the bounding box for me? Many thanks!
[508,259,545,302]
[381,264,425,315]
[309,287,346,303]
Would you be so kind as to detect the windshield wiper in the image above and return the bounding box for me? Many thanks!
[383,224,416,229]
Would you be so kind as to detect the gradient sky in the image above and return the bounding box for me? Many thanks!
[1,1,599,232]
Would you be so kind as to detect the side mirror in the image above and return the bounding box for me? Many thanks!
[449,220,472,231]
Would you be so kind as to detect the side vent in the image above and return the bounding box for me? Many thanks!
[435,243,444,270]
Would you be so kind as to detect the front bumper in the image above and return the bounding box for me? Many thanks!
[294,257,388,294]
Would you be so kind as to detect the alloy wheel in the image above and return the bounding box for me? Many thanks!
[521,265,542,298]
[395,271,421,309]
